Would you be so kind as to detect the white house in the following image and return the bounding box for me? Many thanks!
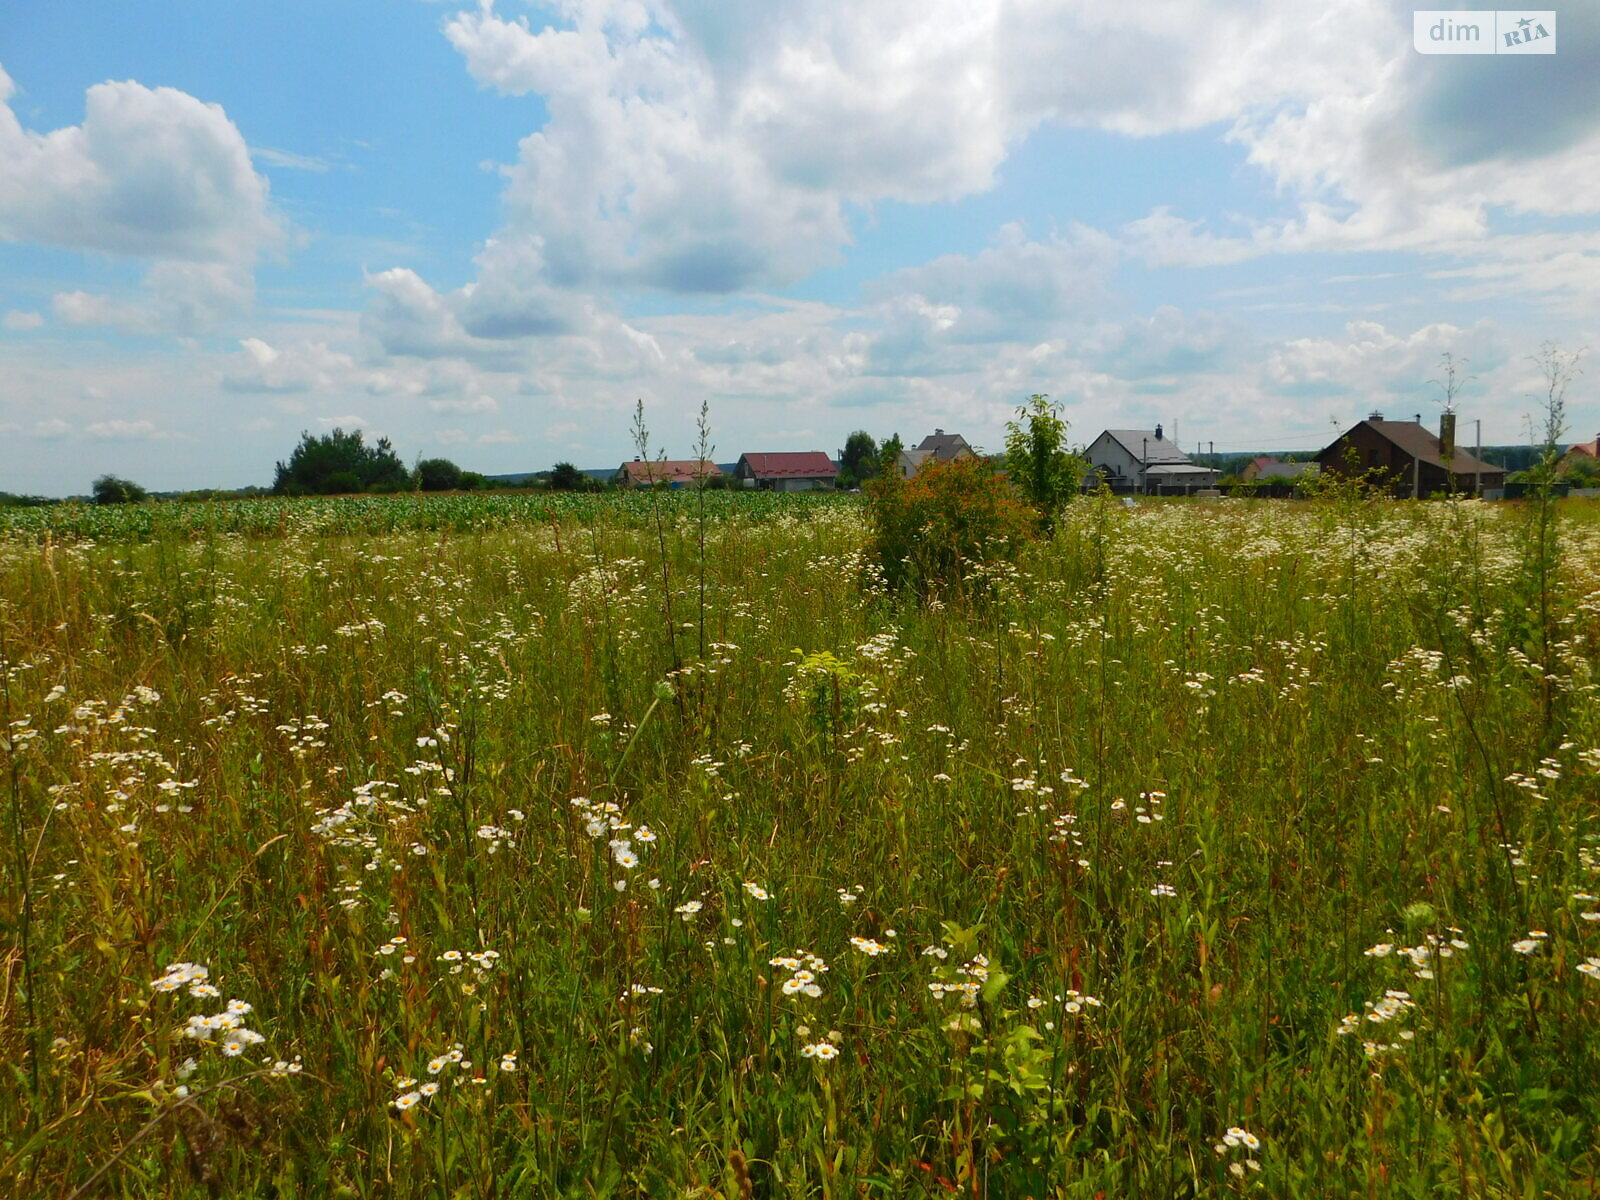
[1085,426,1218,493]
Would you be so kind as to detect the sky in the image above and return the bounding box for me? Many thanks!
[1,0,1598,495]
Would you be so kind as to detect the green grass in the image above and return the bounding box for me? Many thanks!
[2,493,1599,1198]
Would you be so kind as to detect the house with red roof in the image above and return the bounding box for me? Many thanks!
[1560,433,1600,469]
[615,458,722,488]
[733,451,837,491]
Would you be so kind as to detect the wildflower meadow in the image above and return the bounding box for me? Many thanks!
[3,489,1599,1197]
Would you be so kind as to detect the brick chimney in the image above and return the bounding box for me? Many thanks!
[1440,412,1456,463]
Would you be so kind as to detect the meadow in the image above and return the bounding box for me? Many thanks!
[2,490,1599,1198]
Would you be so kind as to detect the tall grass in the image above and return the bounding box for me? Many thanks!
[1,494,1598,1197]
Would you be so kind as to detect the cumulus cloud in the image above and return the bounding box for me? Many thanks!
[870,224,1118,346]
[1261,318,1506,401]
[2,309,43,330]
[0,63,279,262]
[31,418,72,439]
[1083,307,1244,380]
[222,336,356,393]
[54,262,254,336]
[84,418,162,440]
[362,267,531,367]
[428,394,500,414]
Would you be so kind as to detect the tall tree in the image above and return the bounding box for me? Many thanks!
[839,430,880,487]
[548,462,589,491]
[416,458,464,492]
[273,428,410,495]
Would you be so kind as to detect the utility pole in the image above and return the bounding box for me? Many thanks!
[1475,418,1482,496]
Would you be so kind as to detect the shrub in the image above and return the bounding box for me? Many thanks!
[274,428,409,495]
[416,458,464,492]
[864,455,1036,600]
[91,475,147,505]
[547,462,590,492]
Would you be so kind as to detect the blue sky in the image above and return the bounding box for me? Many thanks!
[1,0,1597,493]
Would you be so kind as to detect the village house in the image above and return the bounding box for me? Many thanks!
[1084,425,1219,494]
[733,451,837,491]
[897,429,976,478]
[615,458,723,488]
[1316,413,1505,496]
[1240,457,1320,484]
[1559,432,1600,471]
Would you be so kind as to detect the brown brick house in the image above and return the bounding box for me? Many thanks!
[1316,414,1505,496]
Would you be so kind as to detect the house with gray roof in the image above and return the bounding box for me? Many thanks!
[895,429,976,478]
[915,429,975,462]
[1085,425,1218,493]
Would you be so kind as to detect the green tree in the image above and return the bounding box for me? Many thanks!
[273,428,410,495]
[91,474,147,505]
[1004,394,1082,536]
[416,458,464,492]
[838,430,880,488]
[1559,455,1599,487]
[876,434,905,481]
[548,462,589,492]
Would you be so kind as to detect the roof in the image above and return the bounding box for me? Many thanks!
[737,451,837,478]
[619,459,722,485]
[914,430,973,460]
[1250,459,1320,479]
[1145,462,1216,477]
[1098,430,1196,465]
[899,448,934,470]
[1321,420,1502,474]
[1564,436,1600,460]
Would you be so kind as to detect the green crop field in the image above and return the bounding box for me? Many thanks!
[3,492,1599,1197]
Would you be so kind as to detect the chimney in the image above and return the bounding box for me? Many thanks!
[934,428,944,436]
[1440,412,1457,463]
[1368,410,1384,421]
[1154,423,1164,440]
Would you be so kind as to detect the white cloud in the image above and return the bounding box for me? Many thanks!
[222,335,355,393]
[428,393,500,414]
[1261,318,1507,401]
[2,309,43,330]
[84,418,162,440]
[0,63,280,263]
[1083,307,1244,379]
[362,267,532,366]
[252,146,332,172]
[477,429,521,444]
[869,224,1118,350]
[441,0,1600,308]
[31,418,71,439]
[54,262,254,336]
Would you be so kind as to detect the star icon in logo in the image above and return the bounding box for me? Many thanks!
[1517,16,1533,30]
